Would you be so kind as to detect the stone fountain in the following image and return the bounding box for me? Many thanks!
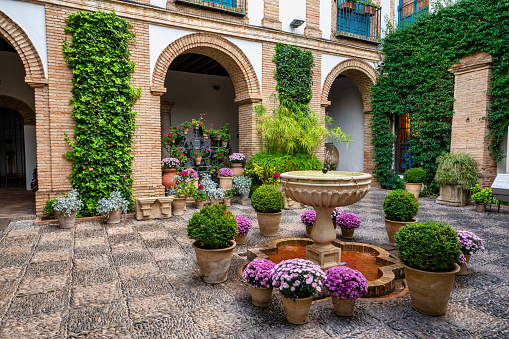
[280,171,372,269]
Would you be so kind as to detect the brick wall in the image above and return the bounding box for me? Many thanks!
[261,0,281,29]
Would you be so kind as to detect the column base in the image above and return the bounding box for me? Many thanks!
[306,243,344,270]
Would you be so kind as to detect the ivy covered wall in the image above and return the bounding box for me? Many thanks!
[371,0,509,191]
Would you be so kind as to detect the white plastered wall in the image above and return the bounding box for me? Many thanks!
[380,0,392,38]
[497,128,509,174]
[320,0,332,39]
[150,0,168,8]
[279,0,306,35]
[321,54,348,89]
[248,0,264,26]
[0,0,48,77]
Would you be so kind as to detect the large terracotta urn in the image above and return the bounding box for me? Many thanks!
[162,168,177,189]
[193,240,236,284]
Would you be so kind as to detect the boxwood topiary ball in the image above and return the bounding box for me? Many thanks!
[383,189,419,222]
[251,185,285,213]
[187,204,238,249]
[403,168,426,183]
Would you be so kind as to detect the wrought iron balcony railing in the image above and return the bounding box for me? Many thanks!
[336,0,381,43]
[175,0,246,15]
[398,0,429,26]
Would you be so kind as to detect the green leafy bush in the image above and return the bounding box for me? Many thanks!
[403,168,426,183]
[395,221,463,272]
[470,185,495,205]
[187,204,238,249]
[435,153,478,190]
[251,185,285,213]
[43,199,56,216]
[383,189,419,222]
[62,11,139,216]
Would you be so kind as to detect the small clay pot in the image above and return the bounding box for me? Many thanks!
[250,286,273,307]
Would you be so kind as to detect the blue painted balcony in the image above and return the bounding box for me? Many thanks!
[336,0,381,43]
[398,0,429,26]
[175,0,246,15]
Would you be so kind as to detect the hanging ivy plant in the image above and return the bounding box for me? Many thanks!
[62,11,140,216]
[371,0,509,191]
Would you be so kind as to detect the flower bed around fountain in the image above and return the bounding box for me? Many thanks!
[247,238,404,298]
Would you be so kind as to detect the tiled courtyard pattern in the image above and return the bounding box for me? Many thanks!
[0,190,507,338]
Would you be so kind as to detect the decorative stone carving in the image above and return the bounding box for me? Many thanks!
[136,197,174,220]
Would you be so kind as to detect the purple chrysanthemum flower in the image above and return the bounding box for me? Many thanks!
[324,266,368,301]
[336,213,361,229]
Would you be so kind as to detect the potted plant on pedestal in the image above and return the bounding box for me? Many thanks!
[301,210,316,237]
[218,168,234,190]
[336,212,361,239]
[161,157,180,189]
[187,204,238,283]
[229,153,246,176]
[324,266,368,316]
[235,216,252,245]
[383,189,419,244]
[271,259,326,324]
[470,184,495,213]
[96,191,129,224]
[403,168,426,199]
[242,258,275,307]
[395,221,464,316]
[456,230,485,275]
[53,189,83,229]
[251,185,285,236]
[233,175,252,201]
[331,207,344,229]
[435,152,478,207]
[193,186,207,209]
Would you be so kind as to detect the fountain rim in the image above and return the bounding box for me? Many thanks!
[280,171,372,181]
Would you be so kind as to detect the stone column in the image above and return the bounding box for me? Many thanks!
[160,101,174,158]
[448,52,496,188]
[262,0,282,29]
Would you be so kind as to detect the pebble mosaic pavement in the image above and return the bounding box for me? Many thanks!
[0,190,507,338]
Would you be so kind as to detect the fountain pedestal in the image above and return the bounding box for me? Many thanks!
[281,171,371,270]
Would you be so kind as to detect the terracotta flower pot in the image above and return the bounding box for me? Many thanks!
[403,263,460,316]
[218,176,233,191]
[384,217,417,245]
[306,224,312,237]
[340,227,355,239]
[331,296,355,316]
[457,254,471,276]
[195,156,202,165]
[232,163,244,177]
[55,210,77,229]
[235,233,248,245]
[475,203,486,213]
[162,168,177,189]
[202,132,209,139]
[224,197,232,206]
[281,294,313,324]
[340,1,356,11]
[193,240,236,284]
[256,211,282,236]
[195,200,205,209]
[222,140,228,147]
[250,286,273,307]
[106,208,122,224]
[183,127,189,135]
[172,197,186,216]
[405,182,422,199]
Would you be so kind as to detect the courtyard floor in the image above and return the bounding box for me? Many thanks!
[0,190,507,338]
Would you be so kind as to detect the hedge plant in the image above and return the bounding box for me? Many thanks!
[403,168,426,183]
[251,185,285,213]
[187,204,238,249]
[383,189,419,222]
[63,11,139,215]
[371,0,509,191]
[395,221,463,272]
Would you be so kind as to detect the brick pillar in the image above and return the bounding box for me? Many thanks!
[262,0,282,29]
[305,0,322,38]
[161,101,174,158]
[237,98,262,158]
[363,109,380,187]
[448,52,496,188]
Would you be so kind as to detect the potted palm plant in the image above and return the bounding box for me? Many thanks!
[435,152,478,207]
[53,189,83,229]
[251,185,285,236]
[403,168,426,199]
[383,189,419,244]
[187,204,238,283]
[324,266,368,316]
[96,191,129,224]
[395,221,463,316]
[242,259,275,307]
[271,259,326,324]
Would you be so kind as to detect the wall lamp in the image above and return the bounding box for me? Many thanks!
[290,19,305,28]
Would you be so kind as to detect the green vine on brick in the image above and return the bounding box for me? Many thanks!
[371,0,509,190]
[62,11,140,216]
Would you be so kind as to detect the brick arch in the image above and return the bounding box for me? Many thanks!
[151,33,261,103]
[0,11,46,85]
[322,58,378,112]
[0,95,35,125]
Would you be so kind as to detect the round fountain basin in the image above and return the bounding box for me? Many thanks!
[280,171,372,207]
[247,238,404,298]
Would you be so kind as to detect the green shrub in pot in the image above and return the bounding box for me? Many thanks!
[435,152,478,190]
[403,168,426,183]
[187,204,238,249]
[251,185,285,213]
[383,190,419,222]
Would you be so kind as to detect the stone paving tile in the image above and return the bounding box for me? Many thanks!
[74,236,108,248]
[151,247,188,262]
[31,250,71,263]
[0,267,22,282]
[75,227,107,239]
[111,251,152,267]
[7,290,67,317]
[106,226,135,236]
[74,245,109,258]
[25,260,70,277]
[131,313,203,339]
[35,239,73,252]
[0,312,63,338]
[0,235,38,248]
[127,293,178,322]
[74,254,110,270]
[110,241,145,253]
[72,267,117,287]
[72,281,120,307]
[107,233,140,244]
[133,223,166,233]
[66,300,129,336]
[17,275,68,295]
[117,263,161,280]
[39,231,72,243]
[121,275,173,298]
[5,228,39,238]
[0,252,30,268]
